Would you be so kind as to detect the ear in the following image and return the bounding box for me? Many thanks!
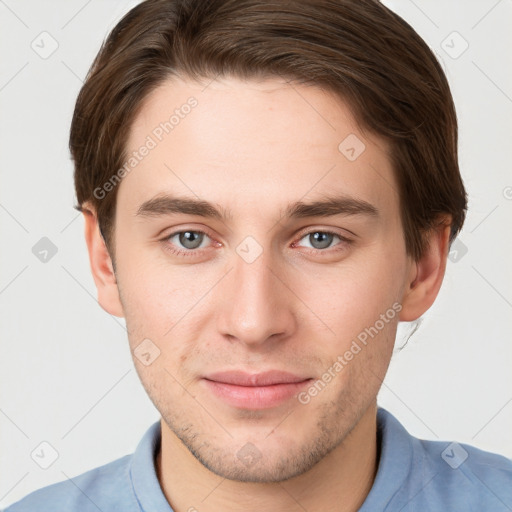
[82,202,124,318]
[399,219,452,322]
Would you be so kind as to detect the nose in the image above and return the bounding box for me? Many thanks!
[216,244,297,348]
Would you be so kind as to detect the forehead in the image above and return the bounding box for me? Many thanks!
[119,76,397,219]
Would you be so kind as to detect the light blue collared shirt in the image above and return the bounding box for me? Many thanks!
[4,407,512,511]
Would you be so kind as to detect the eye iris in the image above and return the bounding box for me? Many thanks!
[179,231,203,249]
[310,232,333,249]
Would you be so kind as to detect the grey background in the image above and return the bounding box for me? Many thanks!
[1,0,511,508]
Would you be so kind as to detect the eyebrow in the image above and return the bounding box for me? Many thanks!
[135,193,379,221]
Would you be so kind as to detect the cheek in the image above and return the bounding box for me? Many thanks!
[116,266,176,347]
[118,261,220,368]
[298,258,403,338]
[119,253,195,310]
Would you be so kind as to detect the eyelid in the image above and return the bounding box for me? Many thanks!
[295,224,356,239]
[162,225,216,240]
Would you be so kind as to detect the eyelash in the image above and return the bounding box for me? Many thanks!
[160,228,353,257]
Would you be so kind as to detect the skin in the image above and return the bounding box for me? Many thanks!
[82,76,451,512]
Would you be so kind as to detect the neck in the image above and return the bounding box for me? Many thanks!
[156,403,379,512]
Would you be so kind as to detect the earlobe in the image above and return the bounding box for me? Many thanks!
[399,221,452,322]
[82,204,125,318]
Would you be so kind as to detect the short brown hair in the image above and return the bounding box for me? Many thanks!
[70,0,467,263]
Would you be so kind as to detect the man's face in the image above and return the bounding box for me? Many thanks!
[112,76,413,482]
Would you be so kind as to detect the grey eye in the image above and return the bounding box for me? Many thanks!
[177,231,205,249]
[299,231,340,250]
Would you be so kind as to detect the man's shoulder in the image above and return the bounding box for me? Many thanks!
[366,408,512,511]
[3,421,168,512]
[417,434,512,475]
[384,408,512,510]
[415,435,512,504]
[2,454,136,512]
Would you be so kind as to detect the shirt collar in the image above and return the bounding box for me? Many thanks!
[130,407,411,511]
[358,407,413,511]
[130,419,174,512]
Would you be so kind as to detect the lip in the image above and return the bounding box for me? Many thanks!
[204,370,310,386]
[202,370,313,409]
